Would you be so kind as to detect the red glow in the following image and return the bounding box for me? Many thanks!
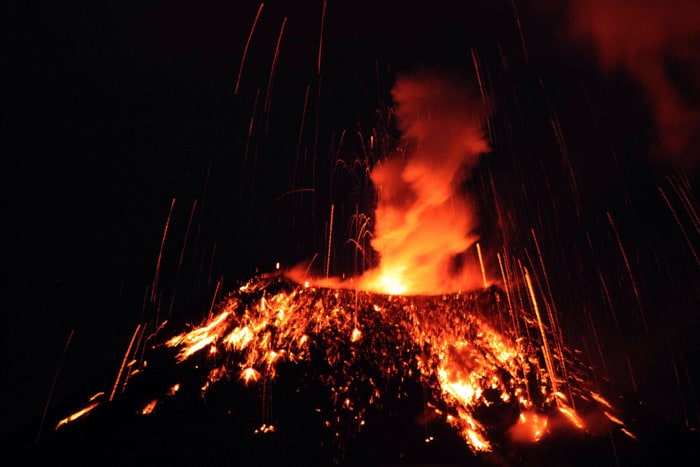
[567,0,700,163]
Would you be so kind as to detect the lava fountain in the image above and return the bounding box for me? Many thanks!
[289,71,490,295]
[355,72,490,295]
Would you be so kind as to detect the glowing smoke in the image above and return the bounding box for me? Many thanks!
[566,0,700,165]
[358,71,491,294]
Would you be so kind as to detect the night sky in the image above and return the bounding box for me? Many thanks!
[3,0,700,458]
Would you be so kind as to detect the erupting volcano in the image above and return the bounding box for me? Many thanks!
[41,72,634,464]
[6,1,700,466]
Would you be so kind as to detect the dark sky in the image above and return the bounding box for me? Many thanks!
[3,0,700,444]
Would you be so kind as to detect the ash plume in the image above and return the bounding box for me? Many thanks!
[565,0,700,165]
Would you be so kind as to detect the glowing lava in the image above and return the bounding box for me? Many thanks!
[151,275,629,453]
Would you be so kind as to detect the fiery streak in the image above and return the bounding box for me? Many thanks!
[659,185,700,267]
[477,242,488,288]
[263,16,287,115]
[607,211,648,333]
[110,323,142,401]
[168,310,232,361]
[558,404,585,430]
[524,268,559,398]
[604,411,624,426]
[55,402,100,430]
[235,3,264,95]
[317,0,327,75]
[151,198,176,304]
[141,399,158,415]
[326,203,334,278]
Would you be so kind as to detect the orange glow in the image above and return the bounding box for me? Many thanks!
[604,411,625,426]
[287,73,490,296]
[566,0,700,162]
[88,391,105,402]
[358,73,490,295]
[590,391,613,409]
[509,410,549,444]
[167,310,233,361]
[255,424,276,434]
[241,367,260,384]
[158,273,629,453]
[558,404,586,430]
[141,399,158,415]
[55,402,100,430]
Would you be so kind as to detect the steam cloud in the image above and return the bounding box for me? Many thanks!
[566,0,700,165]
[359,71,490,294]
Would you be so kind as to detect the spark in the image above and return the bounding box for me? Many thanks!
[326,203,335,278]
[36,329,75,445]
[241,367,261,384]
[317,0,327,76]
[263,16,287,116]
[659,185,700,267]
[558,404,585,430]
[477,242,488,288]
[607,211,648,333]
[55,402,100,430]
[524,268,559,398]
[110,323,142,401]
[151,198,176,304]
[604,411,624,426]
[235,3,265,95]
[141,399,158,415]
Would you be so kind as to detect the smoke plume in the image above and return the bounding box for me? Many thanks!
[358,71,491,294]
[566,0,700,165]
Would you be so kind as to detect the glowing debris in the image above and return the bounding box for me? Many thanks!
[55,402,101,430]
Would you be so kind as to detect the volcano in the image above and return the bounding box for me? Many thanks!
[6,274,685,466]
